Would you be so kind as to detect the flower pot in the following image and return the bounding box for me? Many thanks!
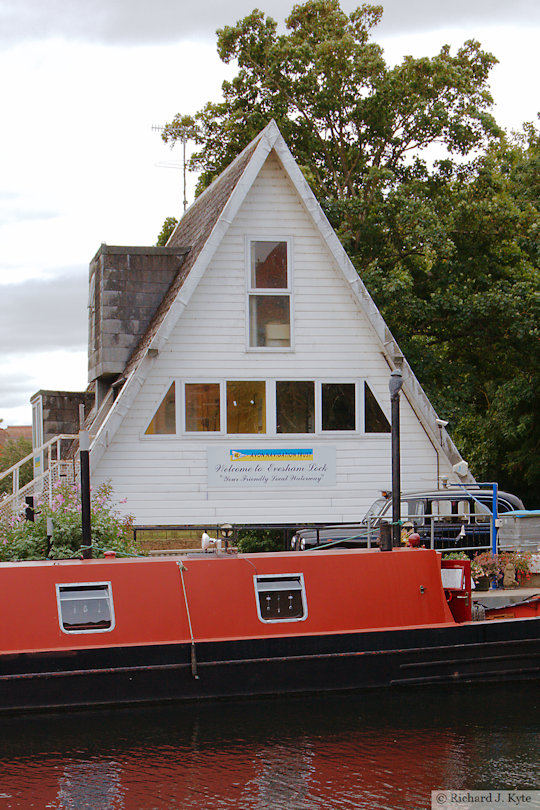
[475,576,491,591]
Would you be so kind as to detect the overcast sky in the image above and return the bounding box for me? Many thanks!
[1,0,539,427]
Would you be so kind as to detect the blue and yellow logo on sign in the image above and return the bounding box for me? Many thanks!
[230,449,313,461]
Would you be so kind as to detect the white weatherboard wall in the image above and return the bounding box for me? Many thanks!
[93,152,452,524]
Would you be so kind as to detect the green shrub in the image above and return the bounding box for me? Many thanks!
[0,481,139,561]
[236,528,285,554]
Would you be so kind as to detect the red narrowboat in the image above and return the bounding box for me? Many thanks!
[0,547,538,713]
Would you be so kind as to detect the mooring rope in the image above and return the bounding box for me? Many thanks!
[177,561,199,680]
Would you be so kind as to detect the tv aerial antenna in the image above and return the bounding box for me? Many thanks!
[153,123,191,212]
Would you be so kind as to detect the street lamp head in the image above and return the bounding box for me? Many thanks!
[389,369,403,398]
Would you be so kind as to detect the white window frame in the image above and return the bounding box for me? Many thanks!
[181,380,225,435]
[245,236,294,352]
[254,573,308,624]
[142,378,391,438]
[225,379,270,436]
[56,581,115,635]
[178,379,272,437]
[317,379,362,435]
[362,380,392,437]
[141,380,178,440]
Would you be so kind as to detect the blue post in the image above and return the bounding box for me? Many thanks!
[491,481,498,589]
[491,482,498,556]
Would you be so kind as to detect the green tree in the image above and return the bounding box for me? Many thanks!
[163,0,500,212]
[362,123,540,505]
[156,216,178,246]
[160,1,539,505]
[0,437,33,496]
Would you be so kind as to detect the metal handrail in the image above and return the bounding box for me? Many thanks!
[0,435,78,517]
[0,435,77,489]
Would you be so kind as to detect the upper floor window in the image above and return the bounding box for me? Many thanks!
[145,382,176,435]
[248,240,291,348]
[364,382,391,433]
[276,381,314,433]
[322,383,356,431]
[144,378,390,437]
[227,381,266,434]
[185,383,221,432]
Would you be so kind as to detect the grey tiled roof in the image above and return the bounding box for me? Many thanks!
[123,137,260,376]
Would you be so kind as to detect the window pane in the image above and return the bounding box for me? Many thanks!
[276,381,314,433]
[185,383,220,432]
[249,295,290,347]
[145,383,176,435]
[255,575,306,621]
[364,382,390,433]
[322,383,356,431]
[227,381,266,434]
[58,584,112,632]
[251,241,287,288]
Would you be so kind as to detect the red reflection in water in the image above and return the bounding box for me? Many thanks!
[0,685,538,810]
[0,726,461,809]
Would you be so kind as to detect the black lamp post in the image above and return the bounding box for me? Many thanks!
[389,369,404,548]
[79,405,92,559]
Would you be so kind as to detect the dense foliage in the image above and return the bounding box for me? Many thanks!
[0,437,33,495]
[156,216,178,246]
[236,527,287,553]
[0,481,139,561]
[161,0,540,506]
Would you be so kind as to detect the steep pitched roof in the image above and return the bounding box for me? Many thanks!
[124,135,261,375]
[90,120,469,478]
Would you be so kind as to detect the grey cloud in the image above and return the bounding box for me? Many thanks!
[0,209,60,227]
[0,191,61,227]
[0,374,40,409]
[1,0,538,46]
[0,270,87,355]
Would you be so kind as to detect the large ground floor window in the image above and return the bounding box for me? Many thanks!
[145,379,390,436]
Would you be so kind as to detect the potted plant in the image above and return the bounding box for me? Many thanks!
[442,551,484,587]
[472,552,500,589]
[497,551,532,587]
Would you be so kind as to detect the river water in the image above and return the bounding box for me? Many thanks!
[0,682,538,809]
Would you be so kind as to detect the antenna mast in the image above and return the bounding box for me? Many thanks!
[153,124,189,212]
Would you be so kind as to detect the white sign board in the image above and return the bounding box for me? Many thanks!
[208,447,336,489]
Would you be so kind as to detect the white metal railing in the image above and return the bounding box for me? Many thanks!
[0,435,78,520]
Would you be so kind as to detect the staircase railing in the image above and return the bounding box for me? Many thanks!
[0,435,78,520]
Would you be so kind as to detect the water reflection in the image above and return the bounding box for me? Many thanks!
[0,683,537,809]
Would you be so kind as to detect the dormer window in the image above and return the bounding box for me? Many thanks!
[248,240,291,348]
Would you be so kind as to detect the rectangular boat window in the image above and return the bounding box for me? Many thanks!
[57,583,114,633]
[254,574,307,622]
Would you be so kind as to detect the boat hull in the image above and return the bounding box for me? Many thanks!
[1,619,538,713]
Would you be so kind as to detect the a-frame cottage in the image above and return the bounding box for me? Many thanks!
[32,121,471,527]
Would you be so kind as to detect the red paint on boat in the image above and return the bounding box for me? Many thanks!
[485,596,540,620]
[0,548,454,656]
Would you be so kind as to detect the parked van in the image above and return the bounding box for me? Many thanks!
[291,488,525,552]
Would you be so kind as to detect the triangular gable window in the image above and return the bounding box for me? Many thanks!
[364,382,390,433]
[145,383,176,435]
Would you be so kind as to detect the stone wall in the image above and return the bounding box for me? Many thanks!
[88,245,189,384]
[32,390,95,446]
